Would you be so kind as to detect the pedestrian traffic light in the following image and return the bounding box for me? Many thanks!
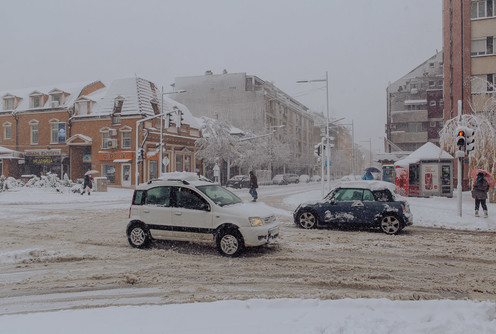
[465,127,476,154]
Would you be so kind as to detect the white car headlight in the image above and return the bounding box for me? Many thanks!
[249,217,264,227]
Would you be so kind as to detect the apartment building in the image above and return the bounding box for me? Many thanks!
[443,0,496,188]
[386,52,444,153]
[171,71,315,173]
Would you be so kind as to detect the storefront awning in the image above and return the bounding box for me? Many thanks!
[0,146,24,159]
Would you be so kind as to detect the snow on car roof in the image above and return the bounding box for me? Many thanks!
[334,180,397,192]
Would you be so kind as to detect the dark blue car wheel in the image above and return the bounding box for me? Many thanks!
[380,214,402,235]
[297,211,318,229]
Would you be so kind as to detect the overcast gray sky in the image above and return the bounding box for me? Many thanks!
[0,0,442,152]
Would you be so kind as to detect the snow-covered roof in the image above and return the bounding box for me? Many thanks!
[334,180,397,192]
[88,77,200,129]
[0,81,104,112]
[0,145,24,158]
[394,142,453,166]
[197,116,245,136]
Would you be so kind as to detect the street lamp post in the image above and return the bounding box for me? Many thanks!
[160,87,186,176]
[297,72,331,193]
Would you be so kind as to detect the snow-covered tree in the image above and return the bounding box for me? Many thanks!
[195,117,241,165]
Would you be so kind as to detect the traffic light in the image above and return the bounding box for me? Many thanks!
[164,114,171,128]
[314,143,322,157]
[137,148,145,161]
[465,127,476,154]
[455,127,466,152]
[175,109,184,128]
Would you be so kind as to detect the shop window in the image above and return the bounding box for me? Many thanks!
[175,155,183,172]
[3,122,12,140]
[102,164,116,184]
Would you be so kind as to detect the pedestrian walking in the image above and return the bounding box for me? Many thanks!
[249,171,258,202]
[472,171,489,217]
[82,174,93,195]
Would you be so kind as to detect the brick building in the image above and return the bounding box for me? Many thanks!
[0,77,201,187]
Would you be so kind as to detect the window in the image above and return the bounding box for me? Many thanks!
[111,114,121,125]
[149,161,158,180]
[101,130,109,148]
[3,98,14,110]
[488,36,494,54]
[3,122,12,140]
[32,96,41,108]
[430,121,437,127]
[472,39,486,56]
[407,122,424,133]
[471,1,487,18]
[50,120,66,144]
[52,94,61,104]
[175,155,183,172]
[176,187,208,211]
[77,101,89,115]
[362,190,375,201]
[30,121,39,144]
[488,74,495,91]
[146,186,171,206]
[102,164,115,183]
[429,81,435,88]
[121,131,131,149]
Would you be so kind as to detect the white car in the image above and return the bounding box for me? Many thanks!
[127,177,279,257]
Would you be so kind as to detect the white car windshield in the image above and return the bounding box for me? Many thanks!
[197,185,243,206]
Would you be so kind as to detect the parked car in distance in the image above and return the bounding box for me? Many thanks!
[299,174,310,183]
[127,177,279,257]
[310,175,321,182]
[272,174,288,185]
[226,175,250,189]
[283,173,300,184]
[293,181,413,235]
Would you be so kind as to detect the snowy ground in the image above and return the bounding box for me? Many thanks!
[0,182,495,333]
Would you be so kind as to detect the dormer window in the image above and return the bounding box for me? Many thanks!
[4,97,14,110]
[112,96,124,125]
[150,98,160,115]
[75,97,93,115]
[29,92,47,109]
[51,93,61,107]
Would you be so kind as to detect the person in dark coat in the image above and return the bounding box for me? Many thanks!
[82,174,93,195]
[249,171,258,202]
[472,172,489,217]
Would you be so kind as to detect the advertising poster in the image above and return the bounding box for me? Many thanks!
[58,123,66,143]
[421,163,439,193]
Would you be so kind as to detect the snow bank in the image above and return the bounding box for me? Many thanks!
[0,298,495,333]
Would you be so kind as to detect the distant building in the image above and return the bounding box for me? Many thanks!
[386,51,444,152]
[172,71,315,173]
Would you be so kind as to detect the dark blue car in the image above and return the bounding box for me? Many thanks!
[293,181,413,235]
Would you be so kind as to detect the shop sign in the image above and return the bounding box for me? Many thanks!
[25,149,61,156]
[83,154,92,163]
[32,157,53,164]
[98,151,134,161]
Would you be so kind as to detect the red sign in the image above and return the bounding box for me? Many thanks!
[98,151,134,161]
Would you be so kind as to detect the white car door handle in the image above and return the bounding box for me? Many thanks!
[143,209,150,213]
[174,212,182,216]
